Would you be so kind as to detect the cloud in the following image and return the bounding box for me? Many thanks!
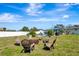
[0,4,24,12]
[55,4,69,12]
[30,18,66,22]
[40,3,73,17]
[0,13,22,22]
[25,3,45,16]
[70,22,79,25]
[55,3,79,12]
[62,15,69,19]
[63,3,70,6]
[64,3,79,6]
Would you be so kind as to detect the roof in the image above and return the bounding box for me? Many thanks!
[36,30,45,34]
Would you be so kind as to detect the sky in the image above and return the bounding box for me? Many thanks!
[0,3,79,30]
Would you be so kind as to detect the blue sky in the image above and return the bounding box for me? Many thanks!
[0,3,79,30]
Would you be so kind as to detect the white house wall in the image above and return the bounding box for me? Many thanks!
[0,31,45,37]
[0,32,29,37]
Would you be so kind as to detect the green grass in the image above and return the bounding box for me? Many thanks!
[0,35,79,56]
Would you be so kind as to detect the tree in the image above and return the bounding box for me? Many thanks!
[65,24,72,34]
[29,30,36,37]
[45,29,54,37]
[21,26,29,31]
[3,27,6,31]
[54,24,65,35]
[30,27,38,31]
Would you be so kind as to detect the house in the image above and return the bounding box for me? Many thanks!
[36,30,45,37]
[65,25,79,34]
[53,27,63,35]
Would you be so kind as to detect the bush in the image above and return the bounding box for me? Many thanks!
[45,29,54,37]
[29,30,36,37]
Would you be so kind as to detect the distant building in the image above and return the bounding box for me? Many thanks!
[65,25,79,34]
[0,28,4,31]
[36,30,45,37]
[0,27,17,32]
[53,27,63,35]
[6,30,16,32]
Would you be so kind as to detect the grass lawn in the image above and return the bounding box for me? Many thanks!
[0,35,79,56]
